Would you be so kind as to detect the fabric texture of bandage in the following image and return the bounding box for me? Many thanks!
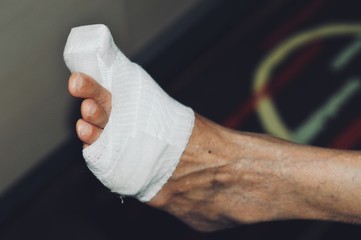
[63,24,194,201]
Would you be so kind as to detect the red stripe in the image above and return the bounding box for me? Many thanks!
[168,0,288,94]
[223,41,324,128]
[330,114,361,149]
[261,0,327,50]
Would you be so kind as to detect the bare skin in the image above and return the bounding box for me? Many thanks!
[69,72,361,232]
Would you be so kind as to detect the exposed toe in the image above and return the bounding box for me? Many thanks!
[81,99,109,129]
[76,119,103,145]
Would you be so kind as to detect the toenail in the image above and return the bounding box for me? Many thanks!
[79,122,91,136]
[85,101,96,116]
[72,73,83,91]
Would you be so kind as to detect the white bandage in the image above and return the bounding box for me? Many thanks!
[64,24,194,201]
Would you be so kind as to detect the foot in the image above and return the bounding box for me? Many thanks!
[68,72,295,232]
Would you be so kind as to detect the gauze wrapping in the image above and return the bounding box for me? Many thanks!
[64,24,194,201]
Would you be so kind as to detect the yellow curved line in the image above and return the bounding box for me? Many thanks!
[253,24,361,140]
[259,100,291,140]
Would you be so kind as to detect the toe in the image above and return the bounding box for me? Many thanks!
[68,72,112,115]
[76,119,103,145]
[81,99,109,129]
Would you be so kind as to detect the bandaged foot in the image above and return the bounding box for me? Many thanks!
[64,24,194,201]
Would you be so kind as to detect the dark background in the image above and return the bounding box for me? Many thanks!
[1,0,361,239]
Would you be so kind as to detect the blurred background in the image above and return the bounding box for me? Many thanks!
[1,0,361,239]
